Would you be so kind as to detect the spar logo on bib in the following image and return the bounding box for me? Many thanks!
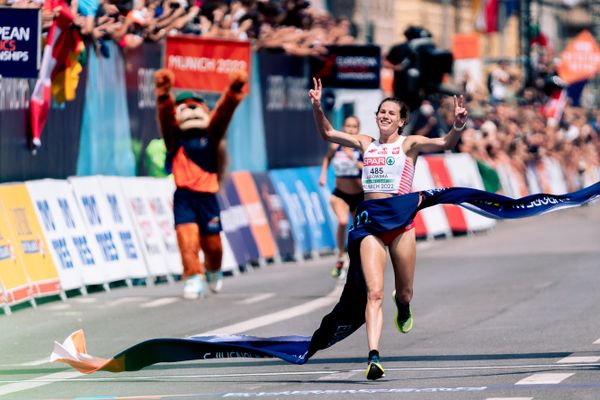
[364,157,386,166]
[386,157,395,165]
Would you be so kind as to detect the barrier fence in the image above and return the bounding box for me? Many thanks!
[8,150,586,314]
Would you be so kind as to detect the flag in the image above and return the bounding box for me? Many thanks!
[29,0,84,151]
[474,0,499,33]
[542,88,567,127]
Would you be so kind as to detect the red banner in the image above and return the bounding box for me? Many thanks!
[164,35,250,93]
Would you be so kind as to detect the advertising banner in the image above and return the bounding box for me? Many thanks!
[257,50,327,168]
[26,179,107,287]
[268,169,310,259]
[230,172,277,260]
[424,156,469,234]
[306,166,343,242]
[0,199,31,305]
[443,153,496,232]
[557,30,600,85]
[0,184,60,297]
[310,45,381,89]
[143,177,182,275]
[412,159,451,239]
[217,191,252,267]
[0,8,41,78]
[296,167,336,252]
[69,176,144,282]
[118,177,172,277]
[164,36,250,93]
[223,178,260,263]
[251,172,295,260]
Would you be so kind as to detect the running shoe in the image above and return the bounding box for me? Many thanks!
[205,270,224,293]
[330,260,344,278]
[183,274,205,300]
[365,356,385,380]
[392,290,413,333]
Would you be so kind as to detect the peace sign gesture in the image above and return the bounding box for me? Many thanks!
[308,77,322,106]
[453,94,468,130]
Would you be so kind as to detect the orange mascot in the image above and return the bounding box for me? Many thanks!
[155,68,248,299]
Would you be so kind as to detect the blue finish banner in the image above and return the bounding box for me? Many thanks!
[52,182,600,373]
[0,7,41,78]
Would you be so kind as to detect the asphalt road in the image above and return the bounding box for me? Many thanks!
[1,203,599,400]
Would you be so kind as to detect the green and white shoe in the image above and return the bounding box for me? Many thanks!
[392,290,413,333]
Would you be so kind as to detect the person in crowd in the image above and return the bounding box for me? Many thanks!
[318,115,363,279]
[309,77,468,380]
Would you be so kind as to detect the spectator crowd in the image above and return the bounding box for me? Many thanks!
[3,0,599,195]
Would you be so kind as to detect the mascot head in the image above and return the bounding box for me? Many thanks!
[174,92,210,132]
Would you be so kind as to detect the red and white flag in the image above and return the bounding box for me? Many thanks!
[30,1,82,151]
[542,89,567,127]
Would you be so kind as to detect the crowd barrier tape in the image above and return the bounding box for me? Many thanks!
[0,184,61,299]
[69,177,144,282]
[26,180,104,292]
[118,177,174,278]
[443,153,496,232]
[0,191,33,306]
[412,161,452,239]
[251,172,296,260]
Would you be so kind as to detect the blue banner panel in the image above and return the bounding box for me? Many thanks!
[223,178,260,263]
[268,169,310,259]
[76,41,136,176]
[257,50,328,169]
[251,172,296,259]
[124,43,162,175]
[0,8,40,78]
[305,166,339,244]
[295,168,336,252]
[217,192,250,267]
[310,45,381,89]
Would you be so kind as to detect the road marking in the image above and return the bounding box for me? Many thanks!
[17,357,50,366]
[594,337,600,344]
[72,297,97,303]
[486,398,532,400]
[557,355,600,364]
[107,297,150,307]
[46,303,71,311]
[317,371,359,380]
[237,293,276,305]
[0,371,82,397]
[515,373,574,385]
[141,297,179,308]
[197,284,344,335]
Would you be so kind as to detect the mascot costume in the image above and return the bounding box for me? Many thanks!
[154,68,247,299]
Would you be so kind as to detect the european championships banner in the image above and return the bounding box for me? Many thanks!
[0,7,41,78]
[164,36,251,93]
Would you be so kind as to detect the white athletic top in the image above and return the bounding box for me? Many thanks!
[361,137,415,194]
[331,146,362,178]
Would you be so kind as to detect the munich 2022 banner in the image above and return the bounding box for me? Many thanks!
[310,45,381,89]
[0,7,41,78]
[164,36,250,93]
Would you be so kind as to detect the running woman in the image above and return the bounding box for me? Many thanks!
[309,78,468,380]
[318,115,364,279]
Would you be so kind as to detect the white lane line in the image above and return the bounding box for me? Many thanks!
[0,371,82,397]
[141,297,180,308]
[594,337,600,344]
[46,303,71,311]
[515,373,574,385]
[486,398,532,400]
[197,284,344,335]
[237,293,276,305]
[107,297,150,307]
[317,371,359,380]
[557,355,600,364]
[17,357,50,367]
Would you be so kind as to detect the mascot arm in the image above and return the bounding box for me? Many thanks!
[154,69,178,152]
[208,70,248,142]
